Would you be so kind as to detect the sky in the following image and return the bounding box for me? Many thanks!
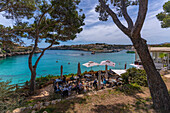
[0,0,170,48]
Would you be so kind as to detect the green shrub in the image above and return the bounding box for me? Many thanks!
[36,74,55,83]
[121,68,147,87]
[0,79,24,112]
[37,107,55,113]
[116,83,142,95]
[2,50,6,54]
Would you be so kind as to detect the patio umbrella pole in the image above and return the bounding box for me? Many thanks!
[77,62,81,76]
[98,70,101,90]
[61,65,63,79]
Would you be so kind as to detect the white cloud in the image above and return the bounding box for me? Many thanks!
[0,12,13,27]
[74,23,131,44]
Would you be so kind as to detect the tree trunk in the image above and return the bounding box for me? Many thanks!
[28,41,54,93]
[131,36,170,110]
[30,69,36,93]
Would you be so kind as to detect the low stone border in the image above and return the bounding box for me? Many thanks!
[12,96,77,113]
[12,88,108,113]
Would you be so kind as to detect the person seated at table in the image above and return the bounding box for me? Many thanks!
[70,75,75,81]
[103,78,107,85]
[95,72,98,79]
[76,81,83,94]
[62,76,66,83]
[79,81,83,89]
[116,77,121,86]
[68,84,72,95]
[71,80,79,93]
[71,83,77,91]
[62,86,69,97]
[84,82,89,92]
[93,79,98,89]
[54,83,61,93]
[78,74,82,79]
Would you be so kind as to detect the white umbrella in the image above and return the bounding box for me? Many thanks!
[130,64,143,69]
[111,69,126,76]
[82,61,99,67]
[100,60,115,79]
[100,60,115,67]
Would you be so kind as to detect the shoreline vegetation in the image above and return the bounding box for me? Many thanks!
[49,43,133,53]
[0,43,41,58]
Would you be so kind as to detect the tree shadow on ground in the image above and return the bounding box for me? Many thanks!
[115,84,145,99]
[91,100,157,113]
[37,97,87,113]
[91,103,132,113]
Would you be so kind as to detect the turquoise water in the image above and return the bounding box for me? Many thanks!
[0,50,135,84]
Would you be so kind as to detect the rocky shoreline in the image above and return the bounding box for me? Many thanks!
[49,43,132,53]
[0,50,42,58]
[49,48,122,53]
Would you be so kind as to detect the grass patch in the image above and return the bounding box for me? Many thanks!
[85,95,91,100]
[100,94,106,99]
[37,106,55,113]
[115,83,142,95]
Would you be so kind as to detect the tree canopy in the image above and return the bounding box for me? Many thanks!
[0,0,36,46]
[15,0,85,47]
[156,1,170,28]
[21,0,85,92]
[0,0,35,20]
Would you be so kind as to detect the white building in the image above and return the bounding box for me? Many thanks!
[135,47,170,70]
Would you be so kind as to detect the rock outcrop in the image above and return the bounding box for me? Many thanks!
[0,50,41,58]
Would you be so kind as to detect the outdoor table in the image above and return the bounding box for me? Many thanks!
[85,74,92,77]
[101,73,105,76]
[118,78,123,81]
[55,79,62,83]
[74,76,79,79]
[100,82,104,85]
[109,79,116,83]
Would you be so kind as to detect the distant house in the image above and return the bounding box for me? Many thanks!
[103,48,108,52]
[135,47,170,70]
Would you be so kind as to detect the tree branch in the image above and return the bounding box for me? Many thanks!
[28,36,39,72]
[99,0,131,36]
[37,5,54,30]
[34,40,55,68]
[120,0,133,30]
[132,0,148,37]
[0,29,32,37]
[0,0,11,12]
[40,20,61,33]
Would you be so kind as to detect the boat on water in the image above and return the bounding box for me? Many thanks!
[80,53,84,56]
[91,51,95,54]
[126,50,135,53]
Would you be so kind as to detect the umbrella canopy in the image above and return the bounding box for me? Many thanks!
[100,60,115,67]
[82,61,99,67]
[130,64,143,69]
[111,69,126,76]
[77,62,81,75]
